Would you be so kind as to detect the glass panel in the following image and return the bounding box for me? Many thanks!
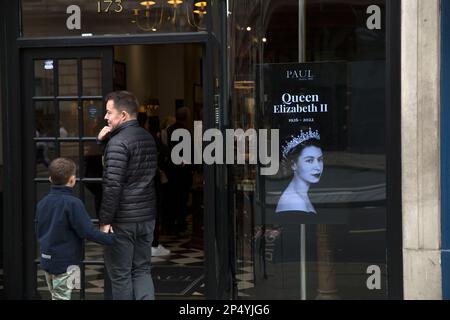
[30,51,108,302]
[59,101,79,137]
[83,100,105,137]
[72,183,81,198]
[35,141,56,178]
[83,142,103,218]
[60,142,80,173]
[36,183,51,203]
[40,182,81,198]
[229,0,387,300]
[82,60,102,96]
[21,0,207,37]
[35,101,56,137]
[37,180,80,198]
[84,184,102,219]
[34,60,54,96]
[83,142,104,179]
[58,60,78,96]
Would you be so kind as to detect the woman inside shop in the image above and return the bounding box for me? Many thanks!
[276,128,323,214]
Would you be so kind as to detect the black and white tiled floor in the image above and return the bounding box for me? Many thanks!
[34,235,205,297]
[0,236,255,299]
[32,235,254,299]
[235,262,256,298]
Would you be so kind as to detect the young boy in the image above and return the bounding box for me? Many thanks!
[36,157,115,300]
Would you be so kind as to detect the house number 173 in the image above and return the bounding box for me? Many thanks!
[97,0,123,13]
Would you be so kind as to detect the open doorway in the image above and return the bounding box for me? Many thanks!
[30,44,205,300]
[112,44,205,298]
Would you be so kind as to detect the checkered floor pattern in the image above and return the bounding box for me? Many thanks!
[235,261,256,298]
[25,235,255,299]
[0,236,255,299]
[34,235,205,297]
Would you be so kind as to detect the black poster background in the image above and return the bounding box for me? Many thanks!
[258,62,348,225]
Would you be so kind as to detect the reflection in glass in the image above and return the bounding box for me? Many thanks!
[58,60,78,96]
[34,60,54,96]
[35,141,56,178]
[83,100,104,137]
[82,60,102,96]
[59,101,79,137]
[35,101,56,137]
[60,142,79,173]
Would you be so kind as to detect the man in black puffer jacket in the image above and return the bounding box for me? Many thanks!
[98,91,157,300]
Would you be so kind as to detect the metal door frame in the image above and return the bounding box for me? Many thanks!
[22,47,114,299]
[18,41,220,300]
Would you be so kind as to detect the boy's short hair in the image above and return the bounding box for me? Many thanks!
[49,158,76,185]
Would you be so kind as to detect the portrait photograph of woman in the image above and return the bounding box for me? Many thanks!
[276,128,323,214]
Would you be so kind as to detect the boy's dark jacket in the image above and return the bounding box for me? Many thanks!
[36,185,115,275]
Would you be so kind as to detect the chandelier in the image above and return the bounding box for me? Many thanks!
[190,1,207,30]
[132,0,207,32]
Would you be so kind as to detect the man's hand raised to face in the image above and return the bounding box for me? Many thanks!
[98,126,112,141]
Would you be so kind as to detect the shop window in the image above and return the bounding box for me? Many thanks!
[21,0,209,37]
[229,0,387,300]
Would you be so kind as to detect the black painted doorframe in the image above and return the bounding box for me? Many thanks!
[19,40,220,300]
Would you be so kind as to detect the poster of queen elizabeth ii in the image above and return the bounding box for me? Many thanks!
[260,62,348,224]
[276,128,323,214]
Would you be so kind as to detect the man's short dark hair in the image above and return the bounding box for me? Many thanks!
[49,158,76,185]
[105,91,139,117]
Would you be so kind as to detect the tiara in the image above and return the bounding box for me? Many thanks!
[282,128,320,159]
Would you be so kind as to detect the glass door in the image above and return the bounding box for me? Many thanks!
[22,47,113,299]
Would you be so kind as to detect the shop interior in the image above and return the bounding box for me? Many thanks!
[34,43,206,299]
[113,44,205,298]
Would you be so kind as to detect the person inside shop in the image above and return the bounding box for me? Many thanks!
[147,114,171,256]
[36,119,50,168]
[276,128,323,214]
[166,105,193,235]
[160,116,176,147]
